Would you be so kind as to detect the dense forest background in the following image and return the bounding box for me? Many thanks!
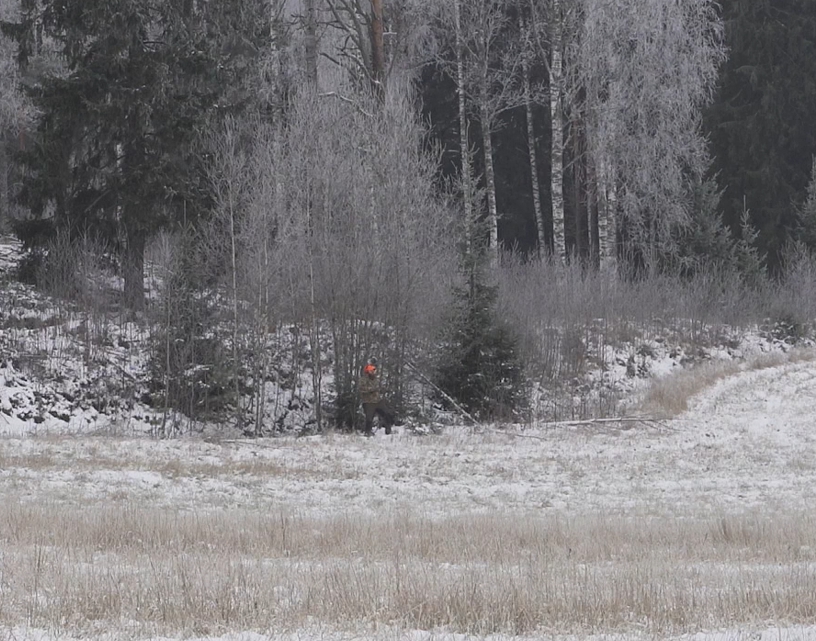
[2,0,816,432]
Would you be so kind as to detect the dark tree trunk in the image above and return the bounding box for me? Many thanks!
[305,0,319,86]
[370,0,385,102]
[0,134,7,231]
[123,222,146,312]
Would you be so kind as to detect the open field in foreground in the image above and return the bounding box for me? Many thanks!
[3,356,816,640]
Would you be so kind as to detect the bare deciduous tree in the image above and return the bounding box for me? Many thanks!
[578,0,726,270]
[303,0,320,86]
[526,0,572,263]
[424,0,524,268]
[282,83,455,426]
[324,0,383,99]
[323,0,436,100]
[191,77,456,432]
[457,0,523,267]
[520,15,546,255]
[453,0,476,248]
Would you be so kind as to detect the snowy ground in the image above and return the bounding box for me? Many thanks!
[3,234,816,640]
[3,358,816,520]
[3,356,816,640]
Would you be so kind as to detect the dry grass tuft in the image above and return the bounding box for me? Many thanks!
[1,502,816,637]
[637,348,816,418]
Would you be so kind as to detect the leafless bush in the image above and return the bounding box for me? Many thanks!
[23,230,121,366]
[182,82,458,432]
[764,243,816,340]
[496,251,816,420]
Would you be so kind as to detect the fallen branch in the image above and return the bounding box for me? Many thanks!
[220,438,281,449]
[537,417,670,429]
[477,417,673,441]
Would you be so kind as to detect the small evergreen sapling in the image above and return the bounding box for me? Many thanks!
[434,255,527,421]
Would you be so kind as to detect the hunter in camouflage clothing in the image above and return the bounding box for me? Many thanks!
[358,359,395,436]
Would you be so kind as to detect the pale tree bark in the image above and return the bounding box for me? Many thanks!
[588,153,598,263]
[479,101,499,263]
[521,28,546,254]
[228,163,240,418]
[549,0,566,263]
[455,0,523,267]
[474,23,500,267]
[454,0,475,247]
[597,157,616,273]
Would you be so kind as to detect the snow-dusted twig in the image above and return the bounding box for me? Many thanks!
[318,92,374,118]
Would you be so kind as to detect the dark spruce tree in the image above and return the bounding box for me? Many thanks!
[5,0,269,310]
[705,0,816,270]
[795,159,816,252]
[674,177,736,276]
[434,247,527,422]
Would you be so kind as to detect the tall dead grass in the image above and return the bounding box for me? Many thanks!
[638,348,816,417]
[1,502,815,637]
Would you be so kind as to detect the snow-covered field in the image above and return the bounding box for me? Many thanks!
[2,354,816,640]
[3,235,816,640]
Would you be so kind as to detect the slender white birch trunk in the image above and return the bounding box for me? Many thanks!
[597,157,616,274]
[550,0,566,263]
[228,174,240,417]
[454,0,474,247]
[480,99,499,266]
[522,39,546,254]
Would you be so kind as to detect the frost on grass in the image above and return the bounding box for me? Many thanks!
[3,360,816,639]
[4,234,816,639]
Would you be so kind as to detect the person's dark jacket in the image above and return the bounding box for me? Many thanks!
[359,373,381,404]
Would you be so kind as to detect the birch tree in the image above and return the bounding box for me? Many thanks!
[453,0,523,267]
[453,0,475,246]
[271,86,456,428]
[192,81,456,432]
[526,0,580,264]
[546,0,566,263]
[578,0,726,270]
[520,17,546,255]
